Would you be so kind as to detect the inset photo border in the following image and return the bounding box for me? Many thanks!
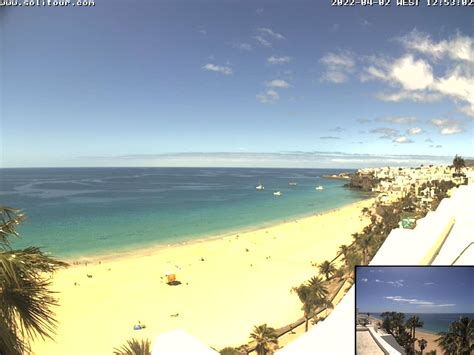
[355,265,474,355]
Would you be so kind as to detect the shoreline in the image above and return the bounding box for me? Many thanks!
[63,197,375,265]
[370,315,452,335]
[32,196,374,354]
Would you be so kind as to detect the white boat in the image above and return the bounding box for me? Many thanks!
[288,182,298,186]
[256,184,265,190]
[315,185,324,190]
[273,191,282,196]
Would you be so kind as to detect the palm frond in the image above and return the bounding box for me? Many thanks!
[0,207,26,247]
[0,248,67,342]
[113,338,151,355]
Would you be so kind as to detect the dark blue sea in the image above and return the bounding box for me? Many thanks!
[0,167,370,258]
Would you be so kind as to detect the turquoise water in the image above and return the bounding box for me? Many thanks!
[0,168,370,258]
[371,313,474,334]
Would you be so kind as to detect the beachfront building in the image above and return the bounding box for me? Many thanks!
[274,183,474,355]
[366,165,470,197]
[356,324,406,355]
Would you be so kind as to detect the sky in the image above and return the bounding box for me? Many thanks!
[356,266,474,314]
[1,1,473,168]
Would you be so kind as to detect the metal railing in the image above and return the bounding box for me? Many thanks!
[451,242,474,265]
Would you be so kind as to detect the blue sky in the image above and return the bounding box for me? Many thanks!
[356,266,474,314]
[1,1,473,168]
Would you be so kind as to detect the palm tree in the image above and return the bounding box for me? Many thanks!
[0,207,67,355]
[354,234,372,265]
[291,284,314,332]
[306,276,329,299]
[292,278,331,332]
[113,338,151,355]
[436,332,458,354]
[418,338,427,355]
[452,154,466,174]
[344,251,362,283]
[436,316,473,355]
[381,312,406,338]
[220,347,243,355]
[250,324,278,355]
[318,260,336,281]
[338,244,350,265]
[406,316,423,351]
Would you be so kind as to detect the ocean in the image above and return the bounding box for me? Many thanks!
[371,313,474,334]
[0,167,370,259]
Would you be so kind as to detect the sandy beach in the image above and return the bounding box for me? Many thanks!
[415,330,443,354]
[31,199,373,354]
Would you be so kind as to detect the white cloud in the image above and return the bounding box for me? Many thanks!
[361,278,368,282]
[433,66,474,113]
[399,30,474,63]
[375,91,442,103]
[363,32,474,115]
[420,304,455,307]
[266,79,291,88]
[253,28,285,48]
[378,116,417,124]
[386,280,405,286]
[385,296,434,305]
[394,136,414,144]
[458,104,474,117]
[268,56,291,64]
[257,27,285,40]
[253,36,272,48]
[430,118,464,135]
[321,53,355,67]
[234,42,252,51]
[424,282,435,285]
[440,126,463,135]
[320,136,341,140]
[431,118,449,126]
[257,89,279,104]
[370,128,400,139]
[363,55,434,90]
[390,55,434,91]
[376,280,405,286]
[407,127,423,135]
[202,63,233,75]
[320,52,355,84]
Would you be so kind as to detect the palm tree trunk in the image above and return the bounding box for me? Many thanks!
[413,328,416,352]
[305,317,308,332]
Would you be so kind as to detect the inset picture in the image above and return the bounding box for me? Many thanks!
[355,266,473,355]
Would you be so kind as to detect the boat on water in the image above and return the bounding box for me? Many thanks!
[256,184,265,190]
[315,185,324,190]
[288,182,298,186]
[273,191,282,196]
